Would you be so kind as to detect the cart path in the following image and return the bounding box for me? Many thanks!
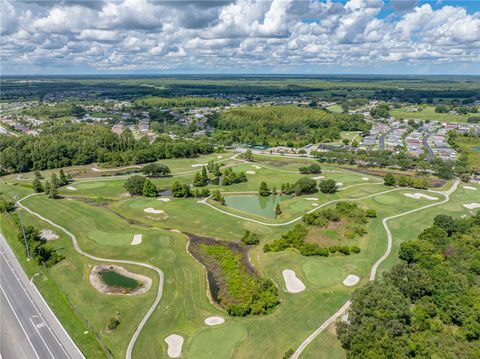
[18,193,165,359]
[290,178,460,359]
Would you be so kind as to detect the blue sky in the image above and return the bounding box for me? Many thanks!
[1,0,479,75]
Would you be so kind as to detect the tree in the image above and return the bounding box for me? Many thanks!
[366,209,377,218]
[293,177,317,195]
[34,171,42,179]
[433,215,456,236]
[172,181,184,197]
[212,189,225,205]
[243,149,253,161]
[50,173,59,188]
[319,179,337,194]
[48,182,58,199]
[213,163,222,177]
[33,178,44,193]
[124,175,146,196]
[142,179,157,197]
[275,203,282,217]
[59,169,68,186]
[259,182,271,196]
[142,163,170,177]
[384,173,396,186]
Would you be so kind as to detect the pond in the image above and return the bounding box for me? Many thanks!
[224,195,289,218]
[100,270,139,290]
[472,146,480,152]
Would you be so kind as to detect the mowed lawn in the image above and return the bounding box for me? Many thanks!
[1,154,474,359]
[391,105,474,123]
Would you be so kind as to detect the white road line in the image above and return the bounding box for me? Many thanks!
[29,317,56,359]
[0,285,41,359]
[1,240,76,358]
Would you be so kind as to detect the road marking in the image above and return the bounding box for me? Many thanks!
[0,245,71,358]
[0,285,40,359]
[29,317,55,359]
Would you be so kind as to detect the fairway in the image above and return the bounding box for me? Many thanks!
[1,152,477,359]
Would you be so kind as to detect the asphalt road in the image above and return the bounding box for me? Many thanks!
[0,234,84,359]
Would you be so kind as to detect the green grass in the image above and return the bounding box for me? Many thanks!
[391,105,473,123]
[453,136,480,172]
[1,151,474,359]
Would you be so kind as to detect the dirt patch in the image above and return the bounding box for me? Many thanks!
[89,265,152,296]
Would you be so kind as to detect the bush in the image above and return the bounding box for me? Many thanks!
[299,163,322,174]
[142,163,171,177]
[241,230,259,245]
[124,175,146,195]
[142,179,157,197]
[293,177,317,195]
[319,179,337,194]
[259,182,271,196]
[366,209,377,218]
[384,173,396,186]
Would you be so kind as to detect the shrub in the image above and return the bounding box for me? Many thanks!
[242,230,259,245]
[366,209,377,218]
[293,177,318,195]
[319,179,337,194]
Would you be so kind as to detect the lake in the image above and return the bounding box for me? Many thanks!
[224,195,289,218]
[100,270,139,290]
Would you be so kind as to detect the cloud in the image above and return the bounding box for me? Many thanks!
[1,0,479,74]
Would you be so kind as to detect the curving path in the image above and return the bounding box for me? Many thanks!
[200,185,396,227]
[18,193,165,359]
[290,178,460,359]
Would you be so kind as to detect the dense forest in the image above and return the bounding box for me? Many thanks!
[337,212,480,358]
[134,96,227,108]
[210,105,370,146]
[0,123,213,172]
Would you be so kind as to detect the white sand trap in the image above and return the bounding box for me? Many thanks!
[191,163,206,168]
[337,182,343,186]
[40,229,59,241]
[282,269,305,293]
[170,229,181,233]
[144,208,165,214]
[312,203,319,207]
[463,186,477,190]
[158,198,171,202]
[404,193,438,200]
[343,274,360,287]
[66,186,77,191]
[362,177,370,181]
[164,334,183,358]
[131,234,142,245]
[217,155,223,159]
[312,176,325,180]
[463,203,480,209]
[305,197,319,201]
[252,165,261,169]
[204,316,225,326]
[91,167,100,172]
[246,170,256,175]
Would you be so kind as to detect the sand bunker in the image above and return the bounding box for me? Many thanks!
[305,197,319,201]
[463,186,477,190]
[217,155,223,159]
[66,186,77,191]
[362,177,370,181]
[204,316,225,326]
[91,167,100,172]
[252,165,261,169]
[144,208,165,214]
[164,334,183,358]
[463,203,480,209]
[282,269,306,293]
[404,193,438,200]
[191,163,206,168]
[40,229,59,241]
[89,265,152,296]
[312,176,325,180]
[131,234,142,245]
[343,274,360,287]
[312,203,319,207]
[336,182,343,186]
[170,229,181,233]
[158,198,171,202]
[246,170,256,175]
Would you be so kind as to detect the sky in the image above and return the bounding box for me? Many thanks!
[1,0,480,75]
